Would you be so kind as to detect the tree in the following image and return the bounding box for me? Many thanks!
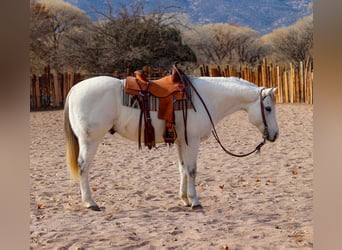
[85,0,196,73]
[233,27,266,65]
[264,14,313,66]
[30,1,54,73]
[182,23,264,67]
[30,0,196,74]
[30,0,92,73]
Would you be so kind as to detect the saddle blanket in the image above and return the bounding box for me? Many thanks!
[121,81,194,111]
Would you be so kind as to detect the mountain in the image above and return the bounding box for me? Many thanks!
[66,0,312,34]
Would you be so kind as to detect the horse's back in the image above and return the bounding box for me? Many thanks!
[70,76,121,99]
[67,76,122,140]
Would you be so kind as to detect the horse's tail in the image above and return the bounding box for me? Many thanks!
[64,92,80,180]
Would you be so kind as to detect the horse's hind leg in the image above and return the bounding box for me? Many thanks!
[176,139,201,208]
[78,138,102,211]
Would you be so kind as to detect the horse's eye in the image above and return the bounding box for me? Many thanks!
[265,106,272,112]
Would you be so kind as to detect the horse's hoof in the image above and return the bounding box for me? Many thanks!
[88,205,101,211]
[191,204,203,210]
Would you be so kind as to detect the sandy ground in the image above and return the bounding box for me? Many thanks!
[30,104,313,249]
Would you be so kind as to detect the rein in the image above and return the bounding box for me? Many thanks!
[178,70,269,157]
[211,88,268,157]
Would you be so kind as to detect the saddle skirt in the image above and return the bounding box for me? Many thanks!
[122,74,194,111]
[125,73,187,122]
[122,66,194,148]
[122,83,193,111]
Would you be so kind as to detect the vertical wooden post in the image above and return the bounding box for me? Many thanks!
[276,66,282,103]
[53,73,60,108]
[49,73,54,107]
[299,61,304,103]
[217,65,222,76]
[243,66,248,81]
[289,63,294,103]
[200,66,204,76]
[63,73,68,104]
[211,68,220,77]
[157,67,163,77]
[309,71,313,104]
[296,67,299,103]
[59,73,64,107]
[229,65,232,77]
[262,58,267,88]
[284,71,288,103]
[36,76,42,108]
[30,75,35,109]
[68,73,72,93]
[70,72,74,91]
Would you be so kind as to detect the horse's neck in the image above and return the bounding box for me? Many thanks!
[194,77,258,123]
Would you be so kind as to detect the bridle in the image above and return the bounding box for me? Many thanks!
[260,88,269,142]
[180,71,270,157]
[209,88,269,157]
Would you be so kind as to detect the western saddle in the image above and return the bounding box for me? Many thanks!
[124,64,191,149]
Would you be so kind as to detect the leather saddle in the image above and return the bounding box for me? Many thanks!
[125,64,190,149]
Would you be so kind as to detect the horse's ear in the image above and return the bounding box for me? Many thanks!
[262,87,277,97]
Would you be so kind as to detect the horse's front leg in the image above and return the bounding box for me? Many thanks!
[176,143,190,206]
[176,139,201,208]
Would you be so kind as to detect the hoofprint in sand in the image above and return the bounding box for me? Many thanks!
[30,104,312,249]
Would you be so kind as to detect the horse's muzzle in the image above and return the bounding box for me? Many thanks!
[268,132,278,142]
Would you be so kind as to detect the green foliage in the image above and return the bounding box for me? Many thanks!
[29,0,312,74]
[83,2,196,73]
[30,0,196,74]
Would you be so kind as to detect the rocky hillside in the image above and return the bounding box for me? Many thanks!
[66,0,312,34]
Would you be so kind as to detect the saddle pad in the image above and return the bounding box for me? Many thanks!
[122,82,194,111]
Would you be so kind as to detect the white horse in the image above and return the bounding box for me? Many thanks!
[64,75,279,211]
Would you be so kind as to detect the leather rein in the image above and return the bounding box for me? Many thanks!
[211,88,269,157]
[175,69,269,157]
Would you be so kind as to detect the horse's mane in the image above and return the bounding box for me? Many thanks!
[192,76,259,91]
[187,76,260,105]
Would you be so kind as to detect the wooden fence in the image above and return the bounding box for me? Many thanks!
[30,68,85,110]
[30,60,313,110]
[200,58,313,104]
[30,66,167,110]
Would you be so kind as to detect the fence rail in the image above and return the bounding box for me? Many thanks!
[30,60,313,110]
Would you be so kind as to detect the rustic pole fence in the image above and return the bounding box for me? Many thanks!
[30,60,313,110]
[30,66,86,110]
[199,59,313,104]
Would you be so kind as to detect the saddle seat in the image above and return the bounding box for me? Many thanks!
[125,71,185,99]
[125,67,188,148]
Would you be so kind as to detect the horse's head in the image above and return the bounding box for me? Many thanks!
[247,87,279,142]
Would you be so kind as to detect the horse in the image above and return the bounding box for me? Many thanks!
[64,75,279,211]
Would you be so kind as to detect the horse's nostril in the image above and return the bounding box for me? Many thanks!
[273,132,278,141]
[268,132,278,142]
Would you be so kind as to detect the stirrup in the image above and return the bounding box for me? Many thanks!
[163,128,177,144]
